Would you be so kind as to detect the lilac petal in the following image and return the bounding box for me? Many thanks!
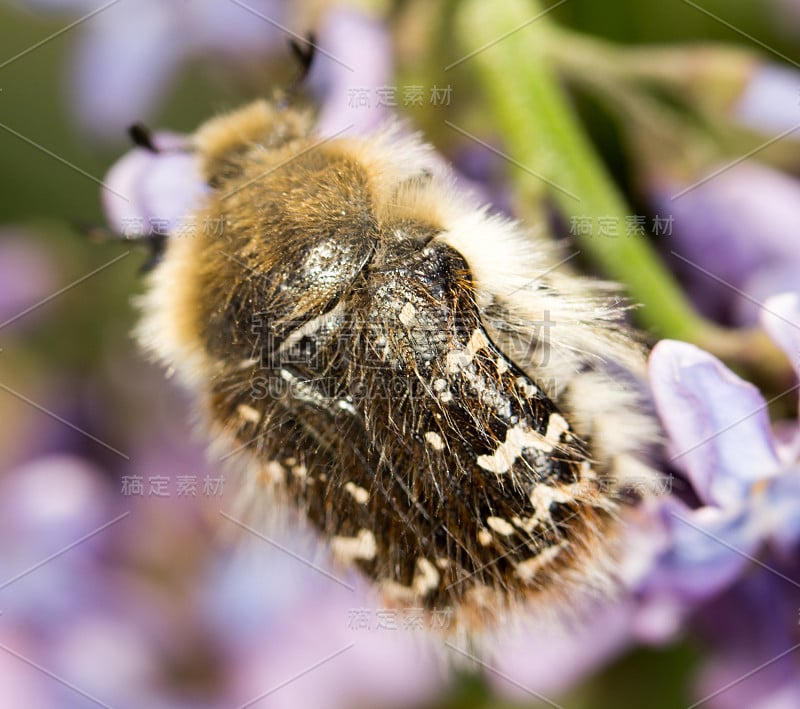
[223,544,444,709]
[696,657,800,709]
[0,454,112,550]
[309,7,394,137]
[184,0,288,54]
[451,141,516,215]
[693,565,800,709]
[733,64,800,135]
[736,264,800,325]
[48,615,156,703]
[757,467,800,551]
[761,292,800,385]
[0,455,118,624]
[650,340,781,507]
[649,340,781,505]
[641,499,756,603]
[70,2,186,141]
[0,232,58,328]
[631,592,688,644]
[0,631,51,708]
[652,164,800,326]
[102,138,207,237]
[487,601,634,699]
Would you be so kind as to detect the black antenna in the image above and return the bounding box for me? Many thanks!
[128,122,159,153]
[279,32,317,107]
[289,32,316,83]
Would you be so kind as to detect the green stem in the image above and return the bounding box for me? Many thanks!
[454,0,711,341]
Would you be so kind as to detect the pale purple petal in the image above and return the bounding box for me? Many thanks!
[183,0,288,55]
[733,64,800,135]
[761,292,800,384]
[649,340,781,506]
[486,601,634,699]
[756,467,800,551]
[771,419,800,465]
[696,652,800,709]
[451,142,516,215]
[102,137,207,236]
[691,562,800,709]
[653,164,800,325]
[0,631,51,709]
[69,2,186,140]
[643,500,756,601]
[0,454,119,626]
[631,592,688,644]
[736,264,800,324]
[216,535,445,709]
[0,232,59,329]
[0,454,112,556]
[47,615,157,704]
[309,7,394,137]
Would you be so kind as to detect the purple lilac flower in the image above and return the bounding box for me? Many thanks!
[643,293,800,706]
[651,163,800,325]
[0,229,59,331]
[732,63,800,135]
[206,540,446,709]
[102,132,207,237]
[99,4,395,233]
[483,292,800,702]
[17,0,291,141]
[0,446,448,708]
[306,6,394,137]
[692,557,800,709]
[0,454,153,708]
[482,597,638,700]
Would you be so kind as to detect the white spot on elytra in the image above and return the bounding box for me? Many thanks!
[331,529,377,563]
[477,529,493,546]
[515,543,566,581]
[446,350,471,373]
[445,328,489,374]
[512,515,539,533]
[399,301,416,327]
[468,328,489,354]
[338,399,356,415]
[496,357,509,375]
[529,484,577,524]
[424,431,445,451]
[381,580,415,604]
[380,558,442,602]
[237,404,261,424]
[412,558,440,596]
[476,424,553,474]
[344,481,369,504]
[486,516,515,536]
[261,461,285,484]
[545,413,569,443]
[515,376,539,397]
